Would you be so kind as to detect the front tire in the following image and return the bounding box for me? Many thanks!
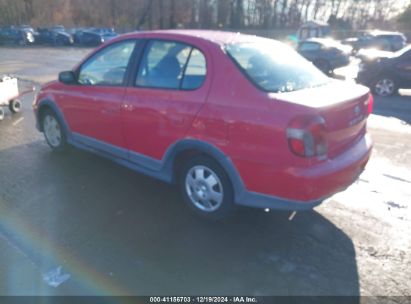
[0,108,4,120]
[41,109,68,152]
[179,155,235,220]
[373,77,398,97]
[9,99,22,113]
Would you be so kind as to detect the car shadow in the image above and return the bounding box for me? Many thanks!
[372,93,411,125]
[0,141,359,298]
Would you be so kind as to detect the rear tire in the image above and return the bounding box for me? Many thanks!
[0,108,4,120]
[373,77,398,97]
[179,155,235,220]
[9,99,22,113]
[41,109,68,152]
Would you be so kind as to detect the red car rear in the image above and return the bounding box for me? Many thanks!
[33,30,373,219]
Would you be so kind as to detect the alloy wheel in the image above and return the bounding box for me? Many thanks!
[185,165,224,212]
[375,78,395,96]
[43,114,62,148]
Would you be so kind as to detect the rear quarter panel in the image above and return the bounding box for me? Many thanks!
[186,45,318,198]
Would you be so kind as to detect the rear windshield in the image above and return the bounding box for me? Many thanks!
[226,41,330,93]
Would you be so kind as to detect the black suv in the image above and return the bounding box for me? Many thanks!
[357,45,411,96]
[343,31,407,53]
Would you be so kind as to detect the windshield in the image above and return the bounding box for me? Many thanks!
[226,41,330,93]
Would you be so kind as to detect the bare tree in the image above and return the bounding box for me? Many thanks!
[136,0,153,29]
[0,0,409,31]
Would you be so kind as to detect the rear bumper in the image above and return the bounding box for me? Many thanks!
[236,133,372,210]
[236,190,324,211]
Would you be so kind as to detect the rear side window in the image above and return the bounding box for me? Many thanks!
[182,48,207,90]
[136,40,206,90]
[226,41,329,93]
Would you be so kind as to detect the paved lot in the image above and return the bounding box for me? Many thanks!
[0,47,410,297]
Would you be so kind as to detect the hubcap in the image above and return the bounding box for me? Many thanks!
[185,165,223,212]
[375,79,394,96]
[12,101,21,111]
[43,115,62,147]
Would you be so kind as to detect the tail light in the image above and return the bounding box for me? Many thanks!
[287,115,328,159]
[365,93,373,115]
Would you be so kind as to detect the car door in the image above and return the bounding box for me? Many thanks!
[122,39,210,165]
[57,39,137,154]
[395,50,411,87]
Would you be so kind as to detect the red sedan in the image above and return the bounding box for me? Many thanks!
[33,30,373,219]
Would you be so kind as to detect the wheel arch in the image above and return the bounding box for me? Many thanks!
[37,99,70,135]
[163,139,245,200]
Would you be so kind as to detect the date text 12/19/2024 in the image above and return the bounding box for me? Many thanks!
[149,297,258,303]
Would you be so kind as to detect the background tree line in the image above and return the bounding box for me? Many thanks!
[0,0,409,31]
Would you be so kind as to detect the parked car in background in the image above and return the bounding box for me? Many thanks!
[51,25,66,32]
[77,28,118,46]
[51,27,74,46]
[0,26,20,45]
[36,28,53,44]
[0,26,36,45]
[34,30,373,219]
[19,24,37,34]
[70,27,89,44]
[37,27,73,46]
[78,30,105,46]
[297,20,331,40]
[357,45,411,96]
[297,38,351,74]
[342,31,407,53]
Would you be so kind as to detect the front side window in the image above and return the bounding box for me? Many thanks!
[78,40,136,86]
[136,40,206,90]
[226,41,330,93]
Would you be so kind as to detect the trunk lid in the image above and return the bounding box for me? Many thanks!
[271,80,370,158]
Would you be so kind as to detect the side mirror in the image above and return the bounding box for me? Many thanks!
[59,71,76,85]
